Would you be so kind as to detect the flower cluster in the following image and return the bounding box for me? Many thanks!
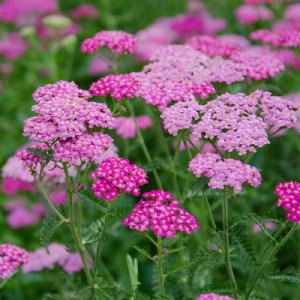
[230,50,285,81]
[0,244,29,280]
[81,30,136,55]
[161,100,201,136]
[187,35,238,58]
[90,157,148,201]
[115,115,152,139]
[0,33,27,60]
[122,190,200,238]
[235,5,273,25]
[16,144,48,169]
[22,243,87,275]
[188,153,262,193]
[275,181,300,224]
[71,4,98,20]
[196,293,234,300]
[90,74,138,101]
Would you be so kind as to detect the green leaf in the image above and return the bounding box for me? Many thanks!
[82,219,105,244]
[133,246,153,261]
[27,147,53,160]
[165,261,195,276]
[187,178,210,198]
[167,247,185,254]
[77,189,107,212]
[38,212,64,250]
[266,274,300,284]
[126,254,140,292]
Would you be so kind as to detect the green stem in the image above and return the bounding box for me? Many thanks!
[63,163,94,288]
[35,177,67,222]
[222,191,239,298]
[126,102,163,189]
[92,200,115,282]
[244,223,298,300]
[156,238,166,297]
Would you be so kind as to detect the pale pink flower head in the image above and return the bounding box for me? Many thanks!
[187,35,238,58]
[218,34,250,50]
[81,30,136,55]
[0,244,29,280]
[88,57,109,76]
[235,5,272,25]
[72,4,98,20]
[253,221,277,233]
[275,181,300,224]
[49,190,67,206]
[90,157,148,201]
[197,293,234,300]
[285,93,300,133]
[0,33,27,60]
[90,74,138,101]
[188,153,261,193]
[284,4,300,24]
[122,190,200,238]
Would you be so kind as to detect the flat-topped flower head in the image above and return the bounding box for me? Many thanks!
[187,35,238,58]
[24,80,115,143]
[197,293,234,300]
[230,51,285,81]
[161,100,202,136]
[90,74,138,101]
[122,190,200,238]
[0,33,27,60]
[81,30,136,55]
[275,181,300,224]
[53,132,113,166]
[0,244,29,280]
[235,5,273,25]
[188,153,261,193]
[90,157,148,201]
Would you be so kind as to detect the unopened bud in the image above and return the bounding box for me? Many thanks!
[43,15,72,30]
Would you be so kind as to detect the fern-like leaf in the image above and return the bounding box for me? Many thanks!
[133,246,153,261]
[77,189,107,212]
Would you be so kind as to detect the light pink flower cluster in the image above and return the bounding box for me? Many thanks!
[4,199,46,229]
[2,178,33,196]
[90,157,148,201]
[235,5,273,25]
[197,293,234,300]
[16,144,48,169]
[22,243,87,275]
[0,0,57,24]
[0,244,29,280]
[285,93,300,133]
[71,4,98,20]
[218,34,250,50]
[90,74,138,101]
[122,190,200,238]
[284,4,300,23]
[81,30,136,55]
[115,115,152,139]
[188,153,261,193]
[244,0,289,4]
[0,33,27,60]
[53,132,113,166]
[192,93,269,155]
[161,100,201,136]
[187,35,238,58]
[230,51,285,80]
[250,28,300,48]
[275,181,300,224]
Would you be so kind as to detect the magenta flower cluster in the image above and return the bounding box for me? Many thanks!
[0,244,29,280]
[90,157,148,201]
[197,293,234,300]
[122,190,200,238]
[188,153,262,193]
[90,74,138,101]
[81,30,136,55]
[275,181,300,224]
[235,5,273,25]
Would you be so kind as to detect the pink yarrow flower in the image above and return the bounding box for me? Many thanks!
[0,33,27,60]
[197,293,234,300]
[0,244,29,280]
[275,181,300,224]
[188,153,261,193]
[81,30,136,55]
[90,157,148,201]
[122,190,200,238]
[72,4,98,20]
[235,5,273,25]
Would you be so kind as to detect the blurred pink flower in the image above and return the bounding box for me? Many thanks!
[72,4,98,20]
[235,5,272,25]
[0,33,27,60]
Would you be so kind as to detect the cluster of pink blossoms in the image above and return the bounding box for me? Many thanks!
[0,244,29,280]
[81,30,136,55]
[23,81,115,167]
[0,33,27,60]
[22,243,86,275]
[90,74,138,101]
[187,35,238,58]
[275,182,300,224]
[188,153,262,193]
[192,91,297,155]
[90,157,148,201]
[197,293,234,300]
[122,190,200,238]
[115,115,152,139]
[235,5,273,25]
[71,4,98,20]
[244,0,290,4]
[161,100,201,136]
[230,50,285,81]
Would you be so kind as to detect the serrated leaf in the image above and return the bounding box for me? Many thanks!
[133,246,153,260]
[165,261,195,276]
[266,274,300,284]
[82,219,105,244]
[77,189,107,212]
[167,247,185,254]
[187,178,210,198]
